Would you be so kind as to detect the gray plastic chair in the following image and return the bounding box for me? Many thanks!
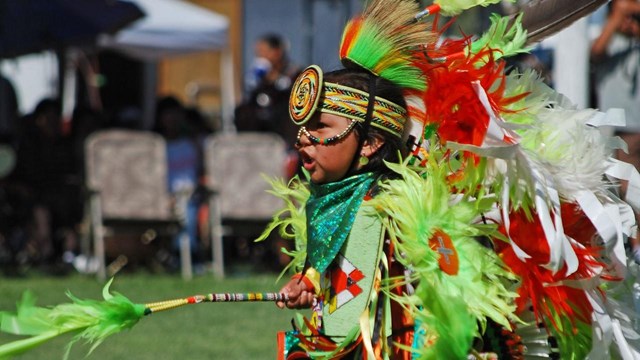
[204,132,286,277]
[85,129,192,280]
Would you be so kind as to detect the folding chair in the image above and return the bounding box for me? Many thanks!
[204,132,286,277]
[85,129,192,280]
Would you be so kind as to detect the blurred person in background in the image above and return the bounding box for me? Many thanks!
[0,74,19,147]
[591,0,640,262]
[13,99,81,273]
[0,75,24,273]
[69,106,106,180]
[234,33,301,178]
[0,143,30,275]
[154,96,204,270]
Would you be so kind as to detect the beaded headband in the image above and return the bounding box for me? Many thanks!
[289,65,407,138]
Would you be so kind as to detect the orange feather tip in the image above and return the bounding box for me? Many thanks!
[339,17,363,60]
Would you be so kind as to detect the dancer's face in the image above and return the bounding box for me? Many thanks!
[295,113,359,184]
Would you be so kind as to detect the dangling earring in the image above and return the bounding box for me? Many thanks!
[359,155,369,166]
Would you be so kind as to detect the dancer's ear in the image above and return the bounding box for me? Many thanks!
[360,134,384,158]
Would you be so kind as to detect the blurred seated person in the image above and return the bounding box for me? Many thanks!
[235,33,302,178]
[0,143,32,274]
[70,106,106,179]
[154,96,203,264]
[13,99,81,270]
[0,74,19,147]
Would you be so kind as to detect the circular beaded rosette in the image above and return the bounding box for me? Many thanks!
[289,65,323,125]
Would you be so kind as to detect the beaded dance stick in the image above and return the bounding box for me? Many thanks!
[144,292,289,315]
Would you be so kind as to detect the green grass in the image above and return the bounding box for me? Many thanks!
[0,272,295,359]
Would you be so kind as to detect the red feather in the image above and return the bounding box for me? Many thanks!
[414,36,527,147]
[496,204,607,332]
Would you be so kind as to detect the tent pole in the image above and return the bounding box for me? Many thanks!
[141,61,158,130]
[61,48,78,133]
[220,48,235,133]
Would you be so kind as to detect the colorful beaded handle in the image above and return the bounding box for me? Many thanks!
[144,292,289,315]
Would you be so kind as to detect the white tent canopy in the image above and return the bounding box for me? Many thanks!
[2,0,236,131]
[99,0,229,60]
[98,0,235,131]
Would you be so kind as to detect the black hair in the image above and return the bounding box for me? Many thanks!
[324,68,409,180]
[155,95,183,115]
[258,33,285,50]
[33,98,61,117]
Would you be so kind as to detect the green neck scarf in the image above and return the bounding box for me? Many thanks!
[306,172,376,273]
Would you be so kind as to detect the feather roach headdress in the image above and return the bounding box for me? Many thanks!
[338,0,433,91]
[289,0,435,142]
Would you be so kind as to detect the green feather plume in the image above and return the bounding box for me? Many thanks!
[415,286,476,359]
[502,69,556,124]
[368,155,518,359]
[470,13,530,60]
[0,279,145,359]
[256,174,310,277]
[339,0,433,91]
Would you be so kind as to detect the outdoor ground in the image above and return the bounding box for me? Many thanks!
[0,271,293,359]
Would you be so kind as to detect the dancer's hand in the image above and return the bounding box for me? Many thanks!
[276,278,316,309]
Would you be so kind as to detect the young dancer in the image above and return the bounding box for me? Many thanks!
[262,0,640,358]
